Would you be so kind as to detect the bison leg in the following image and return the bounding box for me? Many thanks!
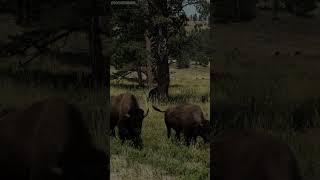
[133,137,143,149]
[175,130,181,141]
[184,135,192,146]
[167,127,171,138]
[118,128,128,144]
[121,139,125,145]
[110,128,116,137]
[184,128,196,145]
[191,136,197,145]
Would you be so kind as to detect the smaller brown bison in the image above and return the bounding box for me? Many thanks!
[111,93,149,148]
[153,104,211,145]
[0,97,108,180]
[147,87,160,101]
[212,129,302,180]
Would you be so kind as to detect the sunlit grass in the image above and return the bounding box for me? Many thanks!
[110,65,210,179]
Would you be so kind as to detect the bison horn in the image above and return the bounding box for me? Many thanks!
[144,108,149,118]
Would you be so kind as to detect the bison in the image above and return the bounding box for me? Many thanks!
[111,93,149,148]
[0,97,108,180]
[147,87,160,101]
[212,129,302,180]
[152,104,211,145]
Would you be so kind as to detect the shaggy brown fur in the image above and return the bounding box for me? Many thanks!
[153,104,211,145]
[0,97,108,180]
[111,93,149,148]
[211,129,302,180]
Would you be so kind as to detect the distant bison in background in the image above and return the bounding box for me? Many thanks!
[0,98,108,180]
[212,129,301,180]
[201,95,209,103]
[153,104,211,145]
[111,93,149,148]
[148,87,160,101]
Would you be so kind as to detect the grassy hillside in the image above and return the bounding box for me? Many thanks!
[110,65,210,180]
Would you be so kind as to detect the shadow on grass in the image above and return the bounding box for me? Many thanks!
[110,83,148,90]
[148,93,210,104]
[111,82,184,90]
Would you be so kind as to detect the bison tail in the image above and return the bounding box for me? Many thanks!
[152,105,165,113]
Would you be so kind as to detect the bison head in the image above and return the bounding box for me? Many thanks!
[198,120,211,143]
[122,108,149,148]
[124,108,149,136]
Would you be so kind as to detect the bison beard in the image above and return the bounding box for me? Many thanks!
[0,98,108,180]
[117,108,146,149]
[118,127,143,148]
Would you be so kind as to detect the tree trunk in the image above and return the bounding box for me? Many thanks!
[136,66,144,87]
[156,56,170,98]
[235,0,240,20]
[16,0,32,25]
[209,0,214,29]
[145,31,153,88]
[25,0,31,24]
[152,27,170,99]
[89,16,106,88]
[272,0,280,20]
[16,0,23,24]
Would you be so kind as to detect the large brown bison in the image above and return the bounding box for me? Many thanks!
[152,104,211,145]
[111,93,149,148]
[0,97,108,180]
[212,129,302,180]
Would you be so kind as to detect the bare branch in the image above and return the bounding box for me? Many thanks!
[18,29,74,67]
[182,0,200,8]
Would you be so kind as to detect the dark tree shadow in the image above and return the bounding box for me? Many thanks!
[110,83,148,90]
[0,68,96,89]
